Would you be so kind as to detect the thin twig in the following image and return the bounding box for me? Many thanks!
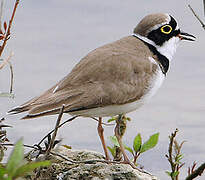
[174,139,185,180]
[37,116,113,147]
[188,161,197,176]
[169,129,178,173]
[0,52,13,70]
[37,115,78,146]
[0,52,14,96]
[186,163,205,180]
[0,0,4,32]
[8,60,13,94]
[0,92,14,98]
[1,143,39,150]
[45,105,65,157]
[7,52,14,93]
[1,143,121,165]
[0,0,19,57]
[1,142,147,172]
[50,150,148,174]
[50,150,138,167]
[50,151,111,164]
[188,4,205,30]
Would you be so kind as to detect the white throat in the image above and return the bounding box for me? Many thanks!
[156,36,180,60]
[133,33,180,60]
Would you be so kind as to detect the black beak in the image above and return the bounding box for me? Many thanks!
[178,31,196,41]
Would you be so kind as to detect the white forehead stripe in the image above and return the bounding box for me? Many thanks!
[165,13,171,22]
[175,25,179,31]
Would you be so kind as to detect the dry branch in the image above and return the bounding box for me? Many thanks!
[167,129,178,173]
[0,0,4,31]
[45,105,65,157]
[37,115,78,146]
[0,0,19,97]
[203,0,205,16]
[186,163,205,180]
[8,60,14,93]
[0,52,13,70]
[188,4,205,30]
[0,0,19,57]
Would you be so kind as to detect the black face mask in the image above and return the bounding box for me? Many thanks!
[147,16,179,46]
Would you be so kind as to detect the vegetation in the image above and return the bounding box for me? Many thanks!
[0,0,18,98]
[0,139,50,180]
[166,129,205,180]
[107,132,159,166]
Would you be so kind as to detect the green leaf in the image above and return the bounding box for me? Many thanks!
[107,146,116,157]
[109,136,120,147]
[124,116,131,121]
[140,133,159,153]
[6,139,24,177]
[107,117,117,123]
[0,164,12,180]
[133,133,142,152]
[0,165,7,179]
[0,93,14,98]
[62,145,72,149]
[13,161,51,178]
[0,149,4,162]
[165,171,172,177]
[124,145,134,155]
[165,170,179,177]
[171,171,179,177]
[176,154,183,163]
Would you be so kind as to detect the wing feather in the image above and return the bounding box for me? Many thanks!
[8,36,157,118]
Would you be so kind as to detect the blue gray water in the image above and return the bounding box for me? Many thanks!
[0,0,204,179]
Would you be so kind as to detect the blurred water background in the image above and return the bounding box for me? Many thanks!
[0,0,204,179]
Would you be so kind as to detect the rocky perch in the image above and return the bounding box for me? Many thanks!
[33,146,159,180]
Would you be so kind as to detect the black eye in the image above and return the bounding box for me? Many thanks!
[161,25,172,34]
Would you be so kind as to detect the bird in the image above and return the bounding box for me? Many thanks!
[8,13,195,167]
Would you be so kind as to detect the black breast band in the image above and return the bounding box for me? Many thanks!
[133,35,169,75]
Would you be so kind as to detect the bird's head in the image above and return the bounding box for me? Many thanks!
[133,13,196,60]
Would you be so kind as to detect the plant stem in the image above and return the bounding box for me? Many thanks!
[185,163,205,180]
[37,115,78,146]
[1,143,38,150]
[133,152,140,165]
[45,105,65,157]
[0,0,19,57]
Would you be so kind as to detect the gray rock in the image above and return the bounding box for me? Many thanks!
[33,146,159,180]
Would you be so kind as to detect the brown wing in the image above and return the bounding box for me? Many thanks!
[8,36,157,119]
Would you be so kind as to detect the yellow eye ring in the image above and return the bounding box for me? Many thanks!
[161,25,172,34]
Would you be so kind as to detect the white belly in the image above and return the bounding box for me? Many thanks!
[70,64,165,117]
